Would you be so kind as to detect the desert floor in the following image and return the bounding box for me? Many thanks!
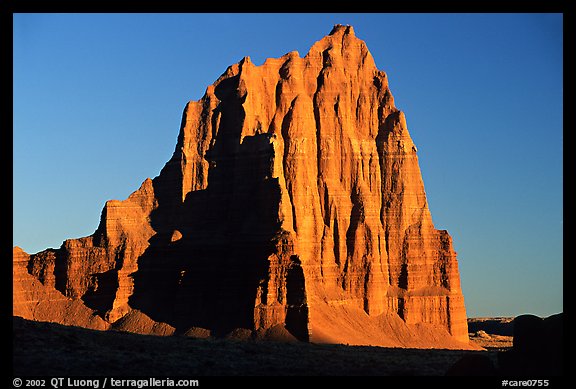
[13,317,513,376]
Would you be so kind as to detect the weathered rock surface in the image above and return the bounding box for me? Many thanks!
[110,309,175,336]
[13,247,109,330]
[182,326,211,339]
[14,25,471,348]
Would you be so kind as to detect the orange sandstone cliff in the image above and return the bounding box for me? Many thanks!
[13,25,471,348]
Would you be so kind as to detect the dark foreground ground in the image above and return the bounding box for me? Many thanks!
[13,317,496,376]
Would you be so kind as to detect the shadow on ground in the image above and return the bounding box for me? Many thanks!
[13,317,490,376]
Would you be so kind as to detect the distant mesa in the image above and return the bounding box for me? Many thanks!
[13,25,473,349]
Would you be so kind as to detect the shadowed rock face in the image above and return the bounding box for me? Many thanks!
[13,25,471,348]
[497,313,563,376]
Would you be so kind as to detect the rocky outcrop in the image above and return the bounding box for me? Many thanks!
[13,247,108,330]
[22,178,157,324]
[110,309,175,336]
[448,313,563,375]
[13,25,471,348]
[498,313,563,376]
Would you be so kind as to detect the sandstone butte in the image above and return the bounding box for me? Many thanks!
[13,25,476,349]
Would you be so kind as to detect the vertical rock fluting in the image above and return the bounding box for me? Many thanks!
[14,25,470,347]
[13,247,109,330]
[24,178,157,323]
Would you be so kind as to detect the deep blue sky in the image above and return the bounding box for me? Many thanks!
[13,13,563,318]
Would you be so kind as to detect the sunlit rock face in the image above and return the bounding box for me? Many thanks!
[14,25,471,348]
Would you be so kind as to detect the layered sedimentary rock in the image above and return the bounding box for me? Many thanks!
[14,25,470,348]
[13,247,108,330]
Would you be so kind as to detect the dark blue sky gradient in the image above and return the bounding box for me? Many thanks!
[13,13,563,317]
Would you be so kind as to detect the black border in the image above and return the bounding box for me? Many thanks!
[5,1,569,383]
[6,1,569,13]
